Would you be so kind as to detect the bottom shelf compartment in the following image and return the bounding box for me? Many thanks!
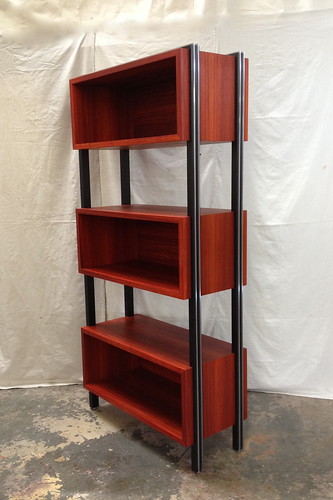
[83,343,185,443]
[82,314,247,447]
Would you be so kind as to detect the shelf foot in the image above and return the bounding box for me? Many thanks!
[233,424,243,451]
[89,392,99,409]
[191,444,203,473]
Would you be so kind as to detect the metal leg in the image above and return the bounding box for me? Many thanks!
[124,286,134,317]
[120,149,134,317]
[187,43,203,473]
[120,149,131,205]
[231,52,245,451]
[89,391,99,409]
[79,149,92,208]
[79,149,99,409]
[79,149,96,327]
[84,275,96,326]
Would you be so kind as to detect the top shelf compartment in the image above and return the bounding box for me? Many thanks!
[69,48,248,149]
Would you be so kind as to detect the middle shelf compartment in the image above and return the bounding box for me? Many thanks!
[76,204,247,299]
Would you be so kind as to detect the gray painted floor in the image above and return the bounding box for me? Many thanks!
[0,385,332,499]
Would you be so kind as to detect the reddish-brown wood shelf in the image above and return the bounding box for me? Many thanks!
[70,45,249,471]
[69,48,248,149]
[82,314,247,446]
[76,204,247,299]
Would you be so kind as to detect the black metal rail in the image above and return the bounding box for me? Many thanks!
[231,52,245,451]
[79,149,99,409]
[120,149,134,317]
[187,43,203,473]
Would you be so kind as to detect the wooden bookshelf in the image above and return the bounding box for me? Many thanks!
[71,45,249,470]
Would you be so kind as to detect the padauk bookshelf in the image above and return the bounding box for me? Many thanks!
[70,44,248,472]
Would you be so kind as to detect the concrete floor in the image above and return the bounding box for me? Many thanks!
[0,386,332,500]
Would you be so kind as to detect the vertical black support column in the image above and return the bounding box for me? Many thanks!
[187,44,203,473]
[79,149,99,409]
[120,149,131,205]
[231,52,245,451]
[79,150,96,328]
[120,149,134,317]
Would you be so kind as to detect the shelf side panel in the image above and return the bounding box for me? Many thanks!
[200,52,236,142]
[202,349,247,439]
[200,52,249,142]
[201,210,247,295]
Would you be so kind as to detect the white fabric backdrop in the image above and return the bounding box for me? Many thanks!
[1,0,333,398]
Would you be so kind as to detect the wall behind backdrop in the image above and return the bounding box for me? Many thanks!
[1,0,333,399]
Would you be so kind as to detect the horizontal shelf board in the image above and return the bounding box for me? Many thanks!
[82,314,233,371]
[85,366,183,443]
[73,135,184,150]
[80,261,182,298]
[70,49,182,85]
[77,204,231,220]
[74,140,235,150]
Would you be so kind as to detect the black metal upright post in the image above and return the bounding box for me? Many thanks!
[231,52,245,451]
[79,149,99,409]
[187,43,203,473]
[120,149,134,317]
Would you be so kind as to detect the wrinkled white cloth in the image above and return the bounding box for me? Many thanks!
[1,1,333,398]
